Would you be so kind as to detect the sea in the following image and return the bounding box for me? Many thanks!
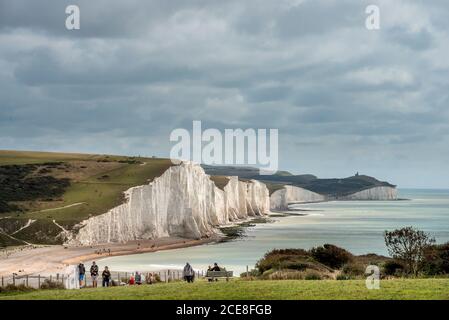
[97,189,449,275]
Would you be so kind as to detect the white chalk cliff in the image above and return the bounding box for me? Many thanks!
[270,185,326,210]
[70,162,270,245]
[69,162,397,245]
[340,186,398,200]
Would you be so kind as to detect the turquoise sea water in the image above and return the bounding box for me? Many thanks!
[97,189,449,274]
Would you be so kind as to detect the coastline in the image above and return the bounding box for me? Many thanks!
[0,236,218,277]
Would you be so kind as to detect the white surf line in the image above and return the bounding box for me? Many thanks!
[29,202,86,214]
[11,219,36,235]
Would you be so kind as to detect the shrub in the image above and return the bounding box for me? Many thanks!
[336,274,353,280]
[304,271,322,280]
[265,270,326,280]
[384,227,435,276]
[0,284,34,294]
[310,244,353,269]
[382,260,405,276]
[240,269,260,278]
[422,242,449,275]
[267,270,303,280]
[256,249,310,273]
[341,263,366,277]
[40,279,65,290]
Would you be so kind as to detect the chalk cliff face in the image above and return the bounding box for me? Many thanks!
[71,162,270,245]
[340,186,398,200]
[270,186,326,210]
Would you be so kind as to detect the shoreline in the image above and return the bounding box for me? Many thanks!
[0,214,274,278]
[0,236,218,277]
[62,237,218,265]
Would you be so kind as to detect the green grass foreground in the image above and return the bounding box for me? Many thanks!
[1,279,449,300]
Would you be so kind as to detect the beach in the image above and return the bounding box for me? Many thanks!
[0,236,217,277]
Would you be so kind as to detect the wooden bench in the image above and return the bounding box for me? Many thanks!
[206,270,233,281]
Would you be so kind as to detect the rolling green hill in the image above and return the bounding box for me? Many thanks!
[0,150,173,247]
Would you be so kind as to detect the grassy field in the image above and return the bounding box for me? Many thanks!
[1,279,448,300]
[0,150,173,245]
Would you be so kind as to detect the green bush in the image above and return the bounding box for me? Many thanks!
[304,271,322,280]
[422,242,449,275]
[342,263,366,277]
[336,274,353,280]
[310,244,353,269]
[382,260,405,276]
[40,279,65,290]
[0,284,35,294]
[256,249,310,273]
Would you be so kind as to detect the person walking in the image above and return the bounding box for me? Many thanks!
[183,262,195,283]
[90,261,99,288]
[102,266,111,287]
[78,262,86,288]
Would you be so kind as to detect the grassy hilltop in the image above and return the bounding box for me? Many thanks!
[0,151,285,247]
[0,150,173,246]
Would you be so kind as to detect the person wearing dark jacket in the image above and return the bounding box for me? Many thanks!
[183,263,195,283]
[102,266,111,287]
[78,262,86,287]
[90,261,99,287]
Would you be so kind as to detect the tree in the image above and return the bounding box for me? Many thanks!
[384,227,435,276]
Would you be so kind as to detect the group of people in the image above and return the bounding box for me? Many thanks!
[93,248,111,256]
[78,261,225,287]
[78,261,111,288]
[78,262,159,287]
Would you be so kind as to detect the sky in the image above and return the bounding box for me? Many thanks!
[0,0,448,188]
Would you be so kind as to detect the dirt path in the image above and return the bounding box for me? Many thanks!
[0,230,31,245]
[28,202,86,214]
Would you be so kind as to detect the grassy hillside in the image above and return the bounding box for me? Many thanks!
[1,279,448,300]
[0,150,173,246]
[202,165,396,197]
[253,174,395,197]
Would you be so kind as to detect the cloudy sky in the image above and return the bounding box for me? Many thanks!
[1,0,448,188]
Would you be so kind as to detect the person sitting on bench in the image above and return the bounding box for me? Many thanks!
[208,263,222,281]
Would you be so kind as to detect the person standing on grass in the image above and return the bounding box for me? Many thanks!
[90,261,99,288]
[135,271,142,285]
[78,262,86,288]
[129,274,135,285]
[183,262,195,283]
[102,266,111,287]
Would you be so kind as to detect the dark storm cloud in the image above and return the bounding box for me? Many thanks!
[1,0,449,187]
